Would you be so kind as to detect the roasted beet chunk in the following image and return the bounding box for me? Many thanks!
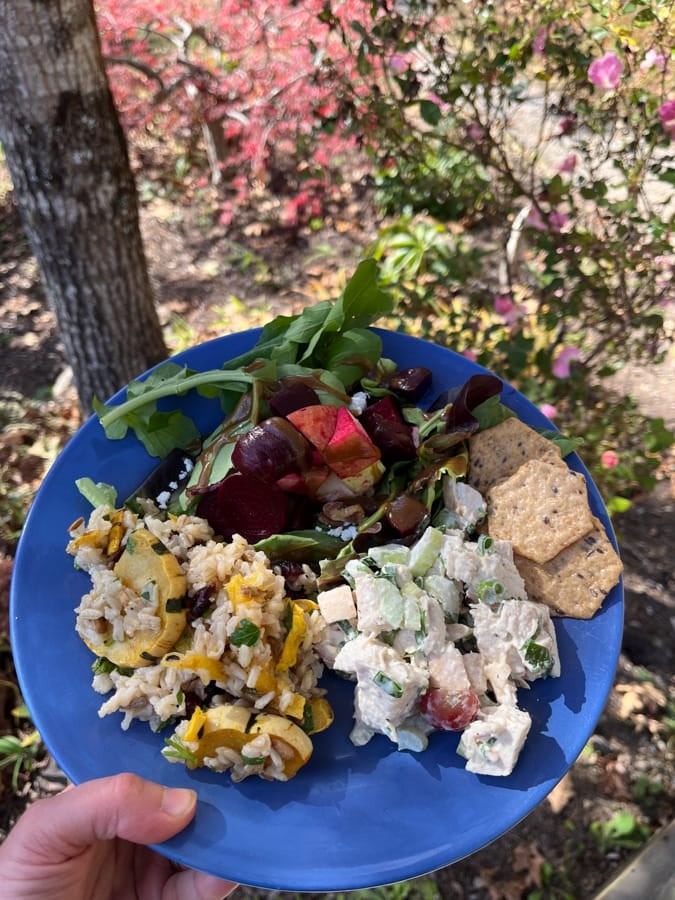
[232,416,311,484]
[385,493,429,536]
[269,379,321,417]
[197,472,290,543]
[389,367,432,402]
[360,396,417,463]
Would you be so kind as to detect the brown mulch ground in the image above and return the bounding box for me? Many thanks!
[0,182,673,900]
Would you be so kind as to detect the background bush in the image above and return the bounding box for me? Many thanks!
[96,0,674,511]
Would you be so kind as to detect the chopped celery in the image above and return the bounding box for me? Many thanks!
[367,544,411,568]
[396,725,429,752]
[375,577,404,629]
[400,582,423,631]
[424,574,461,620]
[408,527,445,577]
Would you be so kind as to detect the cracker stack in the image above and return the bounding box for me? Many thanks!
[467,418,623,619]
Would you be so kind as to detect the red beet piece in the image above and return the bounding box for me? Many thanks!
[389,367,432,402]
[197,472,290,543]
[385,493,428,536]
[232,417,310,484]
[360,396,417,462]
[269,379,320,416]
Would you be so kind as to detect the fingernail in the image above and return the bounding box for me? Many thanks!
[161,786,197,817]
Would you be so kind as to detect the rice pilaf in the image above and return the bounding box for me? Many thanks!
[68,501,330,782]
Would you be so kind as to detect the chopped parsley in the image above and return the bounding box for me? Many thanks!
[522,639,554,676]
[230,619,261,647]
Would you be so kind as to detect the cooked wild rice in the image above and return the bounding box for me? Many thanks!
[68,501,328,782]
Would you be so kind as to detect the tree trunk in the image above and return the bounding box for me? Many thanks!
[0,0,167,415]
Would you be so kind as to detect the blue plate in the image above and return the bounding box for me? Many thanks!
[10,328,623,891]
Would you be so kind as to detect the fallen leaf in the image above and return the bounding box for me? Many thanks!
[547,772,575,814]
[478,867,528,900]
[615,682,666,719]
[512,840,546,888]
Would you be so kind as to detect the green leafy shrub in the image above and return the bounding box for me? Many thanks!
[323,0,674,509]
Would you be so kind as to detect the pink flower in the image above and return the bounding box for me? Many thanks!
[525,206,569,232]
[462,348,478,362]
[427,92,450,113]
[552,346,581,378]
[389,54,409,73]
[467,122,485,142]
[533,27,548,56]
[588,53,623,91]
[493,294,523,325]
[548,210,570,232]
[658,100,675,138]
[494,295,514,316]
[525,206,547,231]
[601,450,619,469]
[641,49,666,71]
[558,116,576,136]
[540,403,558,420]
[559,154,577,173]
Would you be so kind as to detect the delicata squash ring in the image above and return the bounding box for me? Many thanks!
[80,528,187,668]
[179,705,314,779]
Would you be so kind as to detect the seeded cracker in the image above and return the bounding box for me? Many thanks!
[486,458,594,564]
[514,517,623,618]
[467,417,564,494]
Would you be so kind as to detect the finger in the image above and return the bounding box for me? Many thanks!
[17,773,197,858]
[163,866,238,900]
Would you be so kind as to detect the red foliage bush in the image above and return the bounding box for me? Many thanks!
[95,0,376,221]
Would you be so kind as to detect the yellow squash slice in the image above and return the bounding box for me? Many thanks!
[184,704,313,778]
[277,602,308,672]
[307,697,334,735]
[83,529,187,668]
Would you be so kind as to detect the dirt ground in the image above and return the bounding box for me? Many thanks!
[0,185,673,900]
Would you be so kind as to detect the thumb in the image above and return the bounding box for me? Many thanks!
[18,773,197,859]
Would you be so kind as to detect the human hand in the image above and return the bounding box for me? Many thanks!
[0,772,237,899]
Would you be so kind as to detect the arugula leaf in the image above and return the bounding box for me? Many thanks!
[471,396,514,431]
[129,409,201,458]
[300,259,392,363]
[96,367,256,454]
[322,327,384,389]
[326,258,394,333]
[255,530,347,563]
[95,260,393,456]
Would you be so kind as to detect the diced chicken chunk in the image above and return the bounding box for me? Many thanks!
[317,584,357,624]
[334,635,428,739]
[472,599,560,686]
[443,478,486,530]
[457,705,532,776]
[428,644,471,692]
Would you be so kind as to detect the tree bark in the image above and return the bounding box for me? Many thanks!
[0,0,167,415]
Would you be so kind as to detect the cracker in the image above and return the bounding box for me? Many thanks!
[515,516,623,618]
[468,417,564,494]
[486,458,594,564]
